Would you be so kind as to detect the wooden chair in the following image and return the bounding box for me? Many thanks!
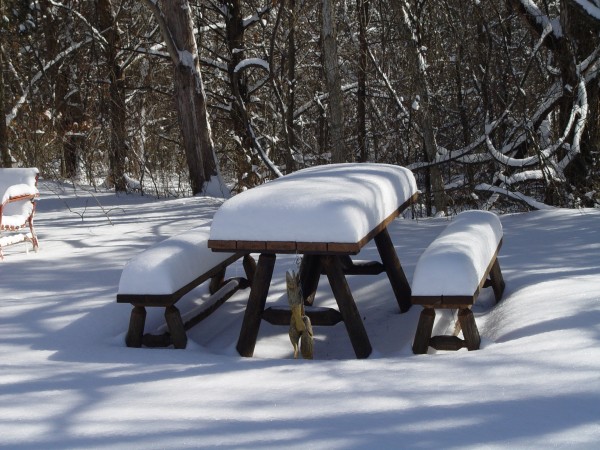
[0,168,40,259]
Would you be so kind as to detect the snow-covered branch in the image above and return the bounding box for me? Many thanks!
[570,0,600,21]
[48,0,109,47]
[476,183,556,210]
[293,83,358,119]
[558,76,589,170]
[6,38,93,127]
[233,58,269,74]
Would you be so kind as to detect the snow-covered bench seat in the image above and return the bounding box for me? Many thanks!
[411,210,505,354]
[116,226,255,349]
[0,168,40,259]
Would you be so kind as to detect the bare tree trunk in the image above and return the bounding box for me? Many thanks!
[145,0,225,196]
[38,0,84,178]
[357,0,369,162]
[398,1,447,215]
[96,0,127,191]
[321,0,348,163]
[0,0,9,167]
[226,0,260,188]
[0,39,10,168]
[286,0,297,171]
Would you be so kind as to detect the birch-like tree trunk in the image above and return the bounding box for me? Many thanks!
[321,0,348,163]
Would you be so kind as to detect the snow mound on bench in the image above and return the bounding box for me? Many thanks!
[118,227,235,296]
[1,183,38,204]
[412,210,503,297]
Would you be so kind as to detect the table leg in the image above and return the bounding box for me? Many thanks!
[236,253,276,357]
[374,227,412,313]
[489,257,505,303]
[322,255,372,359]
[299,254,321,306]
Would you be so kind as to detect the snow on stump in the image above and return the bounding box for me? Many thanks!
[411,210,505,354]
[116,226,255,349]
[0,168,40,259]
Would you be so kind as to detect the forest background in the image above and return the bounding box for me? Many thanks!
[1,0,599,215]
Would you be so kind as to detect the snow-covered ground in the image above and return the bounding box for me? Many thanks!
[1,180,599,449]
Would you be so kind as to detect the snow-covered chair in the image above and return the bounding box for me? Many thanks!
[411,210,505,353]
[0,167,40,259]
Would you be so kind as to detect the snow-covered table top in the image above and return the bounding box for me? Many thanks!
[208,163,418,254]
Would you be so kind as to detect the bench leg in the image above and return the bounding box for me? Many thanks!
[374,228,412,313]
[299,254,321,306]
[165,305,187,349]
[322,255,372,359]
[125,306,146,348]
[237,253,276,357]
[489,258,505,303]
[209,268,227,295]
[412,308,435,354]
[458,308,480,350]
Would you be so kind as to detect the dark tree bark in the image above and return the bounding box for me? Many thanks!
[96,0,127,191]
[144,0,226,196]
[225,0,260,188]
[322,0,348,163]
[285,0,297,171]
[357,0,369,162]
[0,39,10,168]
[0,0,9,167]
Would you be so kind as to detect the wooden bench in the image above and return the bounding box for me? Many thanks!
[0,167,40,259]
[411,210,505,354]
[116,226,255,349]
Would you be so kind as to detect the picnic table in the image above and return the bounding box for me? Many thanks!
[208,163,419,358]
